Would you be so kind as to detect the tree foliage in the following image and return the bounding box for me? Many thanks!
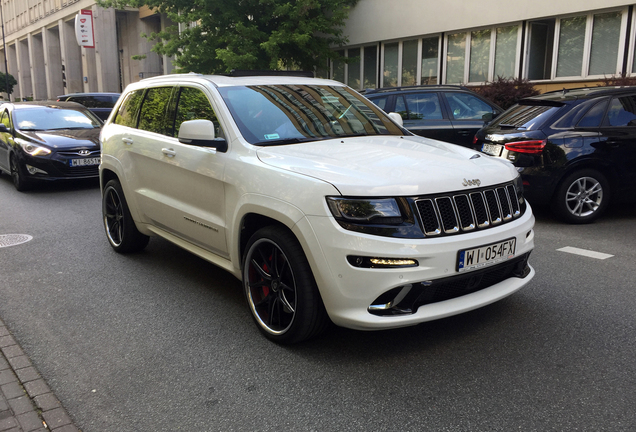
[98,0,358,74]
[0,71,17,95]
[474,76,540,110]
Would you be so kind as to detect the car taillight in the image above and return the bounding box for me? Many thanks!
[472,135,478,145]
[504,140,546,154]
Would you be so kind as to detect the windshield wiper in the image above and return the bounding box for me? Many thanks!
[255,137,327,146]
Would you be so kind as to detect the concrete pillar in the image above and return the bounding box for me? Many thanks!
[92,5,120,92]
[28,33,48,100]
[82,46,98,92]
[7,44,19,101]
[16,38,33,100]
[43,26,65,99]
[160,14,175,75]
[138,16,162,79]
[59,18,83,94]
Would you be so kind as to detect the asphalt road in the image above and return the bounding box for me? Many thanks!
[1,175,635,431]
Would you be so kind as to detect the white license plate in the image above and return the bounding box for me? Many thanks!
[482,143,503,156]
[457,238,516,272]
[70,157,100,167]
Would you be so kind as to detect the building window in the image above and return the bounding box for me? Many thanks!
[469,29,490,83]
[347,47,361,89]
[528,9,626,81]
[333,50,345,83]
[383,42,399,87]
[494,26,519,78]
[363,46,378,89]
[446,32,466,84]
[421,37,439,84]
[401,40,418,86]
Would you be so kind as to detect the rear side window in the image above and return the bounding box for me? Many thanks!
[604,96,636,127]
[138,87,174,135]
[368,95,389,111]
[577,100,609,128]
[492,103,563,130]
[114,90,144,127]
[404,93,443,120]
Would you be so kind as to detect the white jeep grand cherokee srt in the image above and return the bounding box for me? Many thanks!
[100,72,535,344]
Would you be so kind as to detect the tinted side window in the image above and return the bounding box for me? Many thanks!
[446,93,495,120]
[604,96,636,127]
[114,90,144,127]
[69,96,95,108]
[577,100,609,128]
[395,95,407,120]
[174,87,222,137]
[368,96,389,111]
[1,110,10,128]
[405,93,443,120]
[138,87,174,135]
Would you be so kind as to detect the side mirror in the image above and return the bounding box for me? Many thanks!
[388,112,404,127]
[178,119,227,152]
[0,124,9,133]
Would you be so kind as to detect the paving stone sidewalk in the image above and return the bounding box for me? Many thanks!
[0,318,79,432]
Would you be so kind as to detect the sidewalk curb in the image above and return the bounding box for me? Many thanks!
[0,318,80,432]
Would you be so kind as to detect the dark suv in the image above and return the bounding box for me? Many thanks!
[475,86,636,223]
[365,85,502,148]
[56,93,120,121]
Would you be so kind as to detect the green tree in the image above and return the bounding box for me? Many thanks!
[0,71,17,95]
[98,0,358,73]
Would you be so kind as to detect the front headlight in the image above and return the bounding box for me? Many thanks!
[19,141,52,156]
[327,197,403,224]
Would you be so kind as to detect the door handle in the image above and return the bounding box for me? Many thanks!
[122,137,133,145]
[162,148,176,157]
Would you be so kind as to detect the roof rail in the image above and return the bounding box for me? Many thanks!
[364,84,471,95]
[227,70,314,78]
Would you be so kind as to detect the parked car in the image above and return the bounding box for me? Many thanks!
[364,85,502,148]
[0,101,102,191]
[475,86,636,224]
[56,92,120,121]
[100,72,535,344]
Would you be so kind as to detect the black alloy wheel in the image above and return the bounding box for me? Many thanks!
[10,154,30,192]
[102,179,149,253]
[243,226,328,344]
[552,169,610,224]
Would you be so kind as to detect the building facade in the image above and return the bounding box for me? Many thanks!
[0,0,173,101]
[332,0,636,93]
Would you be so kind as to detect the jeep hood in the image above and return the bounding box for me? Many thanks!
[256,135,517,196]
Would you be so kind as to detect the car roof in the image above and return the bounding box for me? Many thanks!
[520,86,636,104]
[364,85,472,96]
[128,73,343,89]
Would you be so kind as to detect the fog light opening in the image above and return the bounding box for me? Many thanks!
[369,284,413,314]
[348,256,418,269]
[26,165,47,175]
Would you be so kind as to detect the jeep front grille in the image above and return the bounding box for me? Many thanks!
[415,182,522,236]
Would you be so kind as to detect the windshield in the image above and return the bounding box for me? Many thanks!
[491,103,564,130]
[218,84,404,145]
[14,107,101,131]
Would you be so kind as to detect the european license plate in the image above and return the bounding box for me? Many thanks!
[457,238,516,272]
[482,143,503,156]
[70,157,100,167]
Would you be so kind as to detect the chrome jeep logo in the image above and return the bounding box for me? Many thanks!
[462,178,481,187]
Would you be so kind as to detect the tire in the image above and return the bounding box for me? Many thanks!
[242,226,329,344]
[102,179,149,253]
[551,169,610,224]
[10,154,30,192]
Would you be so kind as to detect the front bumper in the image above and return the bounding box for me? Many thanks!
[17,151,100,181]
[298,206,535,330]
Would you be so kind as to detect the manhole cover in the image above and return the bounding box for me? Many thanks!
[0,234,33,248]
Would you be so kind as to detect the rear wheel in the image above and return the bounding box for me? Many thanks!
[102,179,149,253]
[242,226,328,344]
[10,154,30,192]
[551,169,609,224]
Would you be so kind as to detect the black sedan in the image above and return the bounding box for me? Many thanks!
[0,101,102,191]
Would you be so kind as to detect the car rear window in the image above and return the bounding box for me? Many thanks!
[491,103,563,130]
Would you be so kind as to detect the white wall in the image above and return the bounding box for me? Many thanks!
[344,0,634,45]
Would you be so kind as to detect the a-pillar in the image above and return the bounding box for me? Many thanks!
[92,5,120,92]
[28,33,48,100]
[43,26,64,99]
[16,38,33,100]
[59,18,83,94]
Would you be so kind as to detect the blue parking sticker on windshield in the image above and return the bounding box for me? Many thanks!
[264,134,280,140]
